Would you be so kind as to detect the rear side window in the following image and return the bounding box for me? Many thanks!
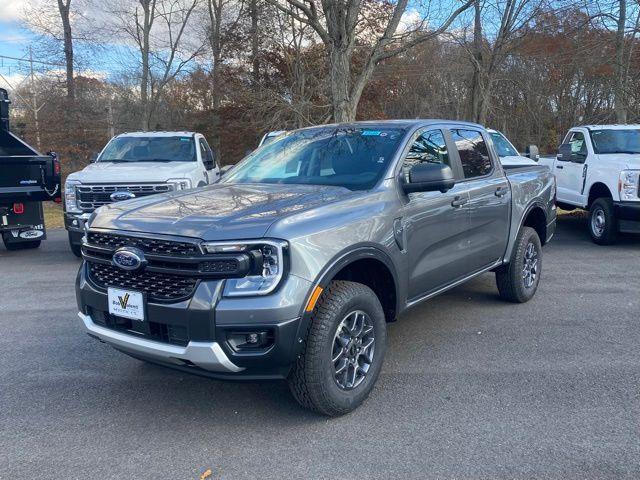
[451,129,492,179]
[402,129,450,182]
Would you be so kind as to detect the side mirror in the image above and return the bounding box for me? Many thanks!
[90,152,99,163]
[525,145,539,161]
[402,163,455,194]
[219,164,233,176]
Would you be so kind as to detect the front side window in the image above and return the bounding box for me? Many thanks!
[567,132,587,155]
[199,138,214,164]
[590,129,640,155]
[223,126,407,191]
[99,136,196,163]
[402,129,450,182]
[451,129,492,178]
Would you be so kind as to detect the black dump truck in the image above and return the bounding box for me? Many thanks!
[0,88,61,250]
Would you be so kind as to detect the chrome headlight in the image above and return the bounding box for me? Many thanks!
[64,179,82,213]
[167,178,192,190]
[202,239,288,297]
[619,170,640,201]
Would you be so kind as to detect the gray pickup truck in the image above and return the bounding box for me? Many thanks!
[76,120,556,415]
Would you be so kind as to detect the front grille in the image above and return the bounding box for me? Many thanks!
[87,231,199,256]
[88,262,198,301]
[76,184,172,211]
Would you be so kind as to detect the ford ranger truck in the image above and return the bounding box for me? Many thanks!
[64,131,220,256]
[76,121,556,416]
[539,125,640,244]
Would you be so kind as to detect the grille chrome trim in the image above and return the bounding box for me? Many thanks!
[76,183,172,211]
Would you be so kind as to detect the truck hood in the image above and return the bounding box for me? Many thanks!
[90,183,355,240]
[596,153,640,169]
[67,161,198,184]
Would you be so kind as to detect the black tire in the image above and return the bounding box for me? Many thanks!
[588,197,618,245]
[496,226,542,303]
[68,233,83,257]
[288,280,387,416]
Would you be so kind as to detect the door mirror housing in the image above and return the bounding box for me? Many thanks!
[402,163,455,194]
[89,152,99,163]
[558,143,586,163]
[525,144,539,161]
[219,164,233,176]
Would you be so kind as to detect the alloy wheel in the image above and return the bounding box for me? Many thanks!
[522,242,539,289]
[332,310,375,390]
[591,207,606,237]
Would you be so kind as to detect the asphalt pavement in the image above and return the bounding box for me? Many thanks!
[1,216,639,479]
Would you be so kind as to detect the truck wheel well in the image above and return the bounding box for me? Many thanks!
[523,207,547,245]
[332,258,397,322]
[588,182,612,207]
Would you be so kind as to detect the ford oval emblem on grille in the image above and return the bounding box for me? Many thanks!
[110,191,136,202]
[112,247,146,271]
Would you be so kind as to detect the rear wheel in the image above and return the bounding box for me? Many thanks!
[288,280,387,416]
[496,226,542,303]
[589,197,618,245]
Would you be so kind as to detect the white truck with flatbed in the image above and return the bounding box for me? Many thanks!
[539,124,640,244]
[64,131,220,256]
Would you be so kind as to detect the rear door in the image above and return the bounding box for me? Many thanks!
[400,127,471,300]
[449,127,511,272]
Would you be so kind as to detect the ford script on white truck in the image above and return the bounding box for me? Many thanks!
[539,125,640,244]
[64,131,220,256]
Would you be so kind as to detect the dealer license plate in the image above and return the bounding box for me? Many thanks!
[107,287,145,321]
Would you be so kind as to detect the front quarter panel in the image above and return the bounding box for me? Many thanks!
[266,182,406,302]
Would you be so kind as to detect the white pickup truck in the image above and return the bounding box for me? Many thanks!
[64,131,220,256]
[539,125,640,244]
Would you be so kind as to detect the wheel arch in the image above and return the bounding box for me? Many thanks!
[587,182,613,207]
[303,245,400,324]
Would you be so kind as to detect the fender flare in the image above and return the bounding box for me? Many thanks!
[293,245,401,352]
[504,201,549,261]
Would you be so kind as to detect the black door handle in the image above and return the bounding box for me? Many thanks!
[451,195,468,207]
[556,165,563,170]
[495,187,509,197]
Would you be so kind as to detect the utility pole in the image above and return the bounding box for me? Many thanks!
[29,47,42,150]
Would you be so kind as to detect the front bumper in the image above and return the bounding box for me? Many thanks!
[79,312,243,372]
[65,212,91,232]
[614,201,640,233]
[76,262,313,380]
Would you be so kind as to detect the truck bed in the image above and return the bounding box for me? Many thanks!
[0,130,60,202]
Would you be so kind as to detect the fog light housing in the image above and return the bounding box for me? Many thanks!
[226,330,274,351]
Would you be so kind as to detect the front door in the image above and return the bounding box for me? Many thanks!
[400,128,471,300]
[556,131,588,204]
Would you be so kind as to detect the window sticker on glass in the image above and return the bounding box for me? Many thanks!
[362,130,382,136]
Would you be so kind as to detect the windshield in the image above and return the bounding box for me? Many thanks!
[99,136,196,162]
[223,126,407,190]
[590,129,640,154]
[490,131,519,157]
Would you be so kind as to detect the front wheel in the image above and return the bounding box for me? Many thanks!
[495,226,542,303]
[589,197,618,245]
[288,280,387,416]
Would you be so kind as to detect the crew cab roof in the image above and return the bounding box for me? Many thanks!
[296,119,485,131]
[577,124,640,130]
[116,131,198,137]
